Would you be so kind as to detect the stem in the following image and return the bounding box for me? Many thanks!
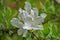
[31,32,39,40]
[23,37,26,40]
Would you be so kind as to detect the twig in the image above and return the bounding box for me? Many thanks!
[31,32,39,40]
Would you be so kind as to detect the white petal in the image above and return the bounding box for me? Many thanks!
[23,11,32,24]
[19,10,32,24]
[33,8,38,17]
[17,29,24,35]
[22,10,28,18]
[18,9,25,21]
[24,1,31,12]
[18,10,28,21]
[34,16,44,25]
[19,8,23,13]
[24,16,32,23]
[37,25,44,30]
[11,18,23,28]
[23,23,32,30]
[35,13,47,24]
[23,30,27,37]
[32,25,43,30]
[40,13,47,18]
[23,26,32,30]
[31,9,34,16]
[23,24,44,30]
[56,0,60,4]
[30,9,34,17]
[23,10,32,22]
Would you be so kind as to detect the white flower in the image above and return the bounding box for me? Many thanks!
[11,1,47,37]
[56,0,60,4]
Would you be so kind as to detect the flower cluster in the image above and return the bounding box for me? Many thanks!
[11,1,47,37]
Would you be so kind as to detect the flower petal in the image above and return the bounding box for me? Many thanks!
[24,1,31,12]
[23,22,32,30]
[19,10,32,24]
[30,9,34,17]
[33,8,38,17]
[34,13,47,25]
[34,16,44,25]
[23,10,32,24]
[11,18,23,28]
[23,30,27,37]
[17,29,24,35]
[40,13,47,19]
[24,16,32,24]
[22,10,29,18]
[32,25,43,30]
[19,8,23,13]
[18,8,24,21]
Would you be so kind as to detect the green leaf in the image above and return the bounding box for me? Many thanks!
[0,11,3,23]
[43,23,50,36]
[1,33,12,40]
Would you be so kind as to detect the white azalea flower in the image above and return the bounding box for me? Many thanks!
[11,1,47,37]
[56,0,60,4]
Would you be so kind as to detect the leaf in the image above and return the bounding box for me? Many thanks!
[12,34,18,40]
[0,10,3,23]
[43,23,50,36]
[1,33,12,40]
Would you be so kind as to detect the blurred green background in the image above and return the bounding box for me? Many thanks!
[0,0,60,40]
